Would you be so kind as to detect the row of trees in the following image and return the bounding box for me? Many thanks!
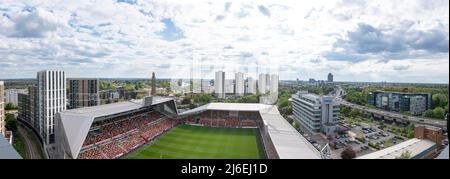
[343,87,371,105]
[340,106,363,119]
[382,86,448,96]
[100,80,152,91]
[423,107,446,120]
[277,90,292,117]
[180,93,214,109]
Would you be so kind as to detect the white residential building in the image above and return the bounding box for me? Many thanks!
[258,74,267,94]
[214,71,225,98]
[37,70,67,145]
[225,79,234,94]
[246,77,256,94]
[270,74,279,95]
[265,74,271,92]
[235,72,245,96]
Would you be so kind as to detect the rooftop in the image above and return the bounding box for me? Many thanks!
[436,145,448,159]
[357,138,436,159]
[372,91,431,95]
[0,135,22,159]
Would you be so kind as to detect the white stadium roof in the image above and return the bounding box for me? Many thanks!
[356,138,436,159]
[180,103,321,159]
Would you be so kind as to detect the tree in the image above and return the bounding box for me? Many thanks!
[5,103,17,110]
[350,108,362,119]
[395,151,411,159]
[292,121,300,130]
[238,94,259,103]
[340,106,351,117]
[423,107,445,120]
[423,109,435,118]
[5,114,17,131]
[378,121,385,129]
[433,107,445,119]
[341,147,356,159]
[181,97,192,105]
[285,117,294,124]
[193,94,213,105]
[432,93,448,109]
[344,87,367,105]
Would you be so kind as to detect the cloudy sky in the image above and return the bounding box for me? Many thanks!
[0,0,448,83]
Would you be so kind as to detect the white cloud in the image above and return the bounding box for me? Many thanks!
[0,0,448,83]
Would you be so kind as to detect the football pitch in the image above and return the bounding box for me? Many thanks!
[124,124,265,159]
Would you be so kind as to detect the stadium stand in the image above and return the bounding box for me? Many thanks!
[78,111,175,159]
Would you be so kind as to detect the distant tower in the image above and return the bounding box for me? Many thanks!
[151,72,156,95]
[215,71,225,98]
[327,73,333,82]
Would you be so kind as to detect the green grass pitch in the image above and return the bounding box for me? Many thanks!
[124,124,265,159]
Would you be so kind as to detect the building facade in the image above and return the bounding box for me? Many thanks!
[246,77,256,94]
[37,70,66,145]
[67,78,99,109]
[17,86,39,132]
[5,89,27,106]
[18,93,30,124]
[99,90,120,104]
[265,74,271,92]
[409,96,427,115]
[214,71,225,98]
[367,91,431,115]
[235,72,245,96]
[0,81,5,136]
[258,74,267,94]
[270,74,279,95]
[292,91,340,135]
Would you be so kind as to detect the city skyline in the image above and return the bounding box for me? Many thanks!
[0,0,448,83]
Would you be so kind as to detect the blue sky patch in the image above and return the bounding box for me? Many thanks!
[117,0,137,5]
[158,18,185,41]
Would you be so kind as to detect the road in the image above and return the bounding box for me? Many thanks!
[17,124,43,159]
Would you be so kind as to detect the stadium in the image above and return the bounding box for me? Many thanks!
[54,96,322,159]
